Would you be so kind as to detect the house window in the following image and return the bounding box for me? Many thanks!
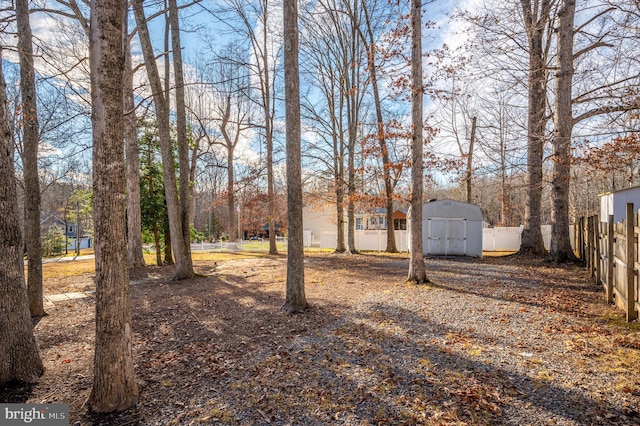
[356,217,363,230]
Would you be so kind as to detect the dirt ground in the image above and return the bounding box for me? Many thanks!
[2,253,639,425]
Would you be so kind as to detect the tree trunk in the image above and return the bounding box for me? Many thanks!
[133,0,193,279]
[16,0,45,317]
[168,0,193,261]
[361,5,397,253]
[283,0,308,314]
[407,0,428,284]
[88,0,138,411]
[124,26,146,269]
[466,116,477,204]
[227,144,236,241]
[0,46,44,386]
[335,183,346,253]
[153,224,162,266]
[518,0,550,257]
[164,221,173,265]
[261,1,278,255]
[548,0,578,263]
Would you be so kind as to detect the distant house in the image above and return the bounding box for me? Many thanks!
[40,213,73,236]
[356,208,407,231]
[599,185,640,223]
[302,203,408,250]
[40,213,91,249]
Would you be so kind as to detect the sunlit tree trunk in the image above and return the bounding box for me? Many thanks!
[124,22,146,269]
[466,117,477,204]
[0,46,44,385]
[360,4,397,253]
[16,0,45,317]
[518,0,550,257]
[283,0,308,314]
[548,0,578,263]
[407,0,428,284]
[88,0,138,411]
[169,0,193,260]
[133,0,194,279]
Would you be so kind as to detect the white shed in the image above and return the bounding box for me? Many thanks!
[599,185,640,223]
[408,199,483,257]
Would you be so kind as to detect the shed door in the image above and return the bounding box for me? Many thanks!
[426,218,467,256]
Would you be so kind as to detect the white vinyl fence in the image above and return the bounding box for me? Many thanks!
[312,225,563,253]
[312,230,408,252]
[482,225,552,251]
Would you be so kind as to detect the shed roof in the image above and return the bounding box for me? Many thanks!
[422,199,483,221]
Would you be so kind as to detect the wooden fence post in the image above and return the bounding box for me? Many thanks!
[607,215,614,304]
[625,203,637,321]
[595,214,601,285]
[587,216,595,277]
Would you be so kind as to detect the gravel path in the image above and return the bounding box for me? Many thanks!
[9,253,639,425]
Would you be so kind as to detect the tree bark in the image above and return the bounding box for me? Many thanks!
[124,23,146,269]
[16,0,45,317]
[168,0,193,261]
[548,0,579,263]
[0,46,44,386]
[88,0,138,411]
[283,0,308,314]
[361,4,397,253]
[518,0,550,257]
[407,0,429,284]
[133,0,194,279]
[260,0,278,255]
[466,116,477,204]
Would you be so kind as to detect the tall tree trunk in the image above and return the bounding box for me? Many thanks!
[548,0,578,263]
[124,23,146,269]
[466,116,477,204]
[227,144,236,241]
[16,0,45,317]
[133,0,194,279]
[88,0,138,411]
[283,0,308,314]
[260,0,278,255]
[0,46,44,385]
[407,0,428,284]
[168,0,193,261]
[361,4,397,253]
[335,182,346,253]
[518,0,550,257]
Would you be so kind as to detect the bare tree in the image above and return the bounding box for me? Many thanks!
[407,0,428,284]
[0,46,44,386]
[548,0,577,263]
[283,0,308,313]
[168,0,193,259]
[87,0,138,411]
[133,0,194,279]
[124,12,146,269]
[16,0,45,317]
[357,0,398,252]
[548,1,639,262]
[517,0,553,256]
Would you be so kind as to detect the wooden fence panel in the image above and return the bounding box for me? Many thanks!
[587,207,638,321]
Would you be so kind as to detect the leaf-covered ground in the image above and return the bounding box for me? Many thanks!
[3,253,639,425]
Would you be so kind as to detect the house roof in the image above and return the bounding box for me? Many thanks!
[40,213,67,226]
